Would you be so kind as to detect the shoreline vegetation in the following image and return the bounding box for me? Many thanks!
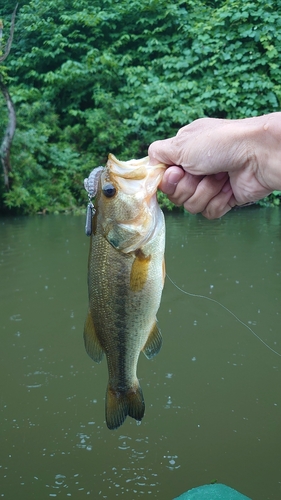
[1,0,281,215]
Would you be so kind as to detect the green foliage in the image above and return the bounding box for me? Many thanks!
[157,190,179,212]
[1,0,281,213]
[2,89,92,213]
[257,191,281,208]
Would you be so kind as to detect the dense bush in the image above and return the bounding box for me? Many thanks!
[1,0,281,213]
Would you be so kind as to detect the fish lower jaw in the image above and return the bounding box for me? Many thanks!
[106,227,147,253]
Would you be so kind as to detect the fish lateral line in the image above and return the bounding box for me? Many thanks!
[166,273,281,358]
[83,155,166,429]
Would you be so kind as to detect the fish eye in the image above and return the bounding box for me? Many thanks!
[102,183,116,198]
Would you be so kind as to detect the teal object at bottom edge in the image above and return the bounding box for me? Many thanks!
[173,483,252,500]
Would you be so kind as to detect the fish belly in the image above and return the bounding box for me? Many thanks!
[84,213,165,429]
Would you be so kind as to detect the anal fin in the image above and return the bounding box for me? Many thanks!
[83,310,104,363]
[142,321,162,359]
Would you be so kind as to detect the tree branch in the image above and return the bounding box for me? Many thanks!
[0,77,16,190]
[0,4,18,190]
[0,4,18,63]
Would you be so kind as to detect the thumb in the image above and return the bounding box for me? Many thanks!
[148,137,179,166]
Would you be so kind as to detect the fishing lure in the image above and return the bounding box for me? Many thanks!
[84,166,104,236]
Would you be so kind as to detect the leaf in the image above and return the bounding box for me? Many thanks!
[2,0,281,213]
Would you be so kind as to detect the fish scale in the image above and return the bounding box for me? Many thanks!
[83,154,166,430]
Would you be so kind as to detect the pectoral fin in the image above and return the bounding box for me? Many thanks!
[130,249,151,292]
[83,310,104,363]
[142,321,162,359]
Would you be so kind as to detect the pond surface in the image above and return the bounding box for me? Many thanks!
[1,208,281,500]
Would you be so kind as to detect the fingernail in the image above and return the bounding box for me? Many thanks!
[166,171,180,186]
[166,168,185,186]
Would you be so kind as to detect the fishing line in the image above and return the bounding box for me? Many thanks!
[167,273,281,357]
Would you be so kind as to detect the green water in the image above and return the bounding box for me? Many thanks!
[1,208,281,499]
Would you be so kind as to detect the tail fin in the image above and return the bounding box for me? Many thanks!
[105,382,145,430]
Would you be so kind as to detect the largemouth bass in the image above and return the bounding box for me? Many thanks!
[83,154,166,430]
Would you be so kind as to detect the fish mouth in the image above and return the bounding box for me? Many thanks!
[108,153,164,175]
[101,154,166,253]
[107,154,167,195]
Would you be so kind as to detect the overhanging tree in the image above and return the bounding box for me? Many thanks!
[1,0,281,213]
[0,4,17,191]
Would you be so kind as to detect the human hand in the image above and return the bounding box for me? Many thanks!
[148,114,281,218]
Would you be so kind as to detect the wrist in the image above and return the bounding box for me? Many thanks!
[246,113,281,191]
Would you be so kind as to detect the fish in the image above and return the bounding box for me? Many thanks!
[83,153,166,430]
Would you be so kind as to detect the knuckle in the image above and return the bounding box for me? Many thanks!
[203,210,215,220]
[183,202,198,214]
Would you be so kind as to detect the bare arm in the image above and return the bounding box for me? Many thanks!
[148,113,281,219]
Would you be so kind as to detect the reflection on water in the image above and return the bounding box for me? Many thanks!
[1,209,281,500]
